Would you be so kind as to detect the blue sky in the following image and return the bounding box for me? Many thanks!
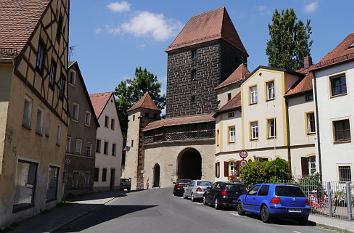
[69,0,354,95]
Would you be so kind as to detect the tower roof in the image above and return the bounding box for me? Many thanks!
[166,7,248,55]
[89,92,113,118]
[128,93,160,112]
[215,64,250,90]
[0,0,51,59]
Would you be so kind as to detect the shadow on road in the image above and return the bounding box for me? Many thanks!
[56,205,158,232]
[66,191,127,202]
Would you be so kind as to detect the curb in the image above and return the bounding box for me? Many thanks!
[309,215,354,233]
[48,196,118,232]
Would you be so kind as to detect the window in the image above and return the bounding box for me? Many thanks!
[69,70,76,85]
[229,161,237,176]
[309,156,316,175]
[250,86,257,104]
[145,112,149,118]
[72,104,79,121]
[86,143,92,156]
[191,95,196,103]
[301,156,316,176]
[104,141,108,155]
[131,140,134,148]
[45,114,50,137]
[267,118,276,138]
[305,94,313,102]
[102,168,107,182]
[49,60,57,88]
[94,168,99,182]
[192,49,197,59]
[133,115,135,121]
[105,116,109,127]
[72,171,79,188]
[216,129,220,146]
[248,185,261,195]
[84,112,91,126]
[56,126,61,145]
[111,119,115,130]
[331,75,347,96]
[215,162,220,178]
[35,108,44,135]
[22,96,33,129]
[258,185,269,196]
[333,119,351,142]
[192,69,197,80]
[46,166,59,201]
[65,137,71,153]
[96,139,101,153]
[56,15,63,41]
[227,93,232,101]
[228,112,234,118]
[251,121,258,140]
[228,126,235,143]
[112,143,116,156]
[59,76,66,100]
[307,113,316,134]
[13,160,38,211]
[266,81,275,100]
[75,140,82,154]
[338,166,351,182]
[36,41,45,73]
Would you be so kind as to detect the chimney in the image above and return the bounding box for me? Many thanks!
[304,56,312,69]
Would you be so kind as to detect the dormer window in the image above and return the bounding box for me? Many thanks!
[192,49,197,59]
[227,93,232,101]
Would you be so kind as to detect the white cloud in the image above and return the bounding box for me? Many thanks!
[105,25,120,35]
[136,43,146,48]
[304,2,318,13]
[256,5,271,16]
[95,28,102,33]
[107,1,131,13]
[121,11,182,41]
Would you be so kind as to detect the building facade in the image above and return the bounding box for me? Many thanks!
[312,33,354,183]
[90,92,123,191]
[64,62,99,195]
[0,0,70,228]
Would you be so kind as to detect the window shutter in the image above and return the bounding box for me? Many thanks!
[301,157,309,176]
[224,161,229,177]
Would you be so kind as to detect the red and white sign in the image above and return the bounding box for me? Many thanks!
[240,159,248,168]
[239,150,248,159]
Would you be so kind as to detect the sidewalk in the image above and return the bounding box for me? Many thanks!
[309,214,354,233]
[9,191,125,233]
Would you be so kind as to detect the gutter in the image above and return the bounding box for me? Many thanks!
[285,99,292,172]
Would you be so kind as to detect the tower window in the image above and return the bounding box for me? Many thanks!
[192,49,197,59]
[191,95,196,103]
[227,93,232,101]
[192,69,197,80]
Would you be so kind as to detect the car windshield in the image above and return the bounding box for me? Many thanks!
[225,184,246,191]
[178,180,191,184]
[121,179,129,182]
[197,181,212,186]
[275,186,305,197]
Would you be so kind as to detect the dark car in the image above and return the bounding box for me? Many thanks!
[203,182,246,209]
[120,178,131,191]
[237,184,310,223]
[173,179,192,196]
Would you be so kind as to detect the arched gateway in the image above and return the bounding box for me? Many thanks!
[177,148,202,180]
[153,163,160,187]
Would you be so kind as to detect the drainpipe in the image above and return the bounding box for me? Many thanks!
[312,71,323,182]
[285,99,291,173]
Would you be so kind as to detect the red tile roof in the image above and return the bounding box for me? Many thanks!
[143,114,215,132]
[217,92,241,113]
[0,0,51,59]
[215,64,249,90]
[312,32,354,70]
[166,7,248,55]
[285,72,313,97]
[128,93,160,112]
[89,92,113,118]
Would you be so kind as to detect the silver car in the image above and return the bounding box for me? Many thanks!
[183,180,213,202]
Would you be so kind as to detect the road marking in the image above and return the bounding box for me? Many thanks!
[292,231,301,233]
[230,213,239,217]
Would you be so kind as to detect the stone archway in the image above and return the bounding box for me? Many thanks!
[153,163,160,187]
[177,148,202,180]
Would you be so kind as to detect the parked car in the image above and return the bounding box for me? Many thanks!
[183,180,212,202]
[203,182,246,209]
[173,179,192,196]
[120,178,131,191]
[237,184,310,224]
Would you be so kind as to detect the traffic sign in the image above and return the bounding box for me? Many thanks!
[65,158,70,165]
[240,159,248,168]
[239,150,248,159]
[141,170,146,174]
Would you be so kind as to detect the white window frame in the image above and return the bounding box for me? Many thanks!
[229,161,237,176]
[251,121,258,140]
[84,111,91,126]
[69,70,76,85]
[308,156,316,175]
[75,139,82,154]
[72,103,79,121]
[266,81,275,100]
[56,125,61,145]
[35,108,44,135]
[250,86,257,104]
[66,137,71,153]
[22,95,33,129]
[268,118,276,138]
[229,126,235,143]
[45,114,50,137]
[307,113,316,134]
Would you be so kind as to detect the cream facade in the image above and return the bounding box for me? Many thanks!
[0,0,70,229]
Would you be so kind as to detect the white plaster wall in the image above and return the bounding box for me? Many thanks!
[314,62,354,182]
[216,85,240,108]
[94,95,123,190]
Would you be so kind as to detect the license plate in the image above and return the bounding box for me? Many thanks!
[288,208,301,213]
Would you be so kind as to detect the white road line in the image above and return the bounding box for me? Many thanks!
[292,231,302,233]
[230,213,239,217]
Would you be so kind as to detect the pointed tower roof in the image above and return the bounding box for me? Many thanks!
[127,93,160,112]
[215,64,250,90]
[166,7,248,55]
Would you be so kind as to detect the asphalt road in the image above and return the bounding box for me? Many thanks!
[56,188,335,233]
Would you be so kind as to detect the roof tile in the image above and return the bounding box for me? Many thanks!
[127,93,160,112]
[215,64,249,90]
[89,92,113,117]
[285,72,313,97]
[217,92,241,113]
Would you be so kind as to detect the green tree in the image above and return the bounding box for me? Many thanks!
[266,8,313,71]
[114,67,166,140]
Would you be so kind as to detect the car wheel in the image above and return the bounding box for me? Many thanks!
[260,205,271,223]
[203,196,208,205]
[237,201,245,215]
[215,198,222,210]
[298,216,308,225]
[191,193,195,202]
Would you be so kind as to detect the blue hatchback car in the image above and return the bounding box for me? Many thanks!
[237,184,310,223]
